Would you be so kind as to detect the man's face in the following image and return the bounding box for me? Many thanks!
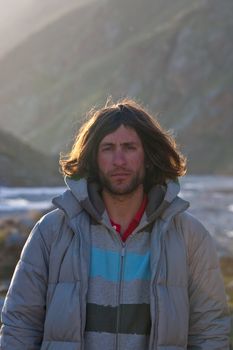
[97,125,145,195]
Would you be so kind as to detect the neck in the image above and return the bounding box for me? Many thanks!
[102,185,145,232]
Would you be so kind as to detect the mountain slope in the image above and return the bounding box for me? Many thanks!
[0,129,62,186]
[0,0,95,57]
[0,0,232,174]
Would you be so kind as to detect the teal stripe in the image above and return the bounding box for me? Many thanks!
[90,248,119,282]
[90,247,150,282]
[125,251,151,281]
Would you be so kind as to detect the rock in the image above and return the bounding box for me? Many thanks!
[0,280,10,294]
[5,230,26,248]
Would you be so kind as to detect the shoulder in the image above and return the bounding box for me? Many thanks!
[32,208,67,250]
[174,210,209,240]
[173,211,217,264]
[38,208,65,232]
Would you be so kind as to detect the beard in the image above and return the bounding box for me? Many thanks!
[98,169,145,195]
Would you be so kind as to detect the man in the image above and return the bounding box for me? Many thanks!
[0,99,230,349]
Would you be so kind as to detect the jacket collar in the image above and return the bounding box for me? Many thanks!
[52,177,103,222]
[52,176,189,224]
[147,179,189,223]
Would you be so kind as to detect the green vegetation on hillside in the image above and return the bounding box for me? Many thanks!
[0,129,62,186]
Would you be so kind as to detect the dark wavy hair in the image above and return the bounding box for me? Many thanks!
[60,98,187,188]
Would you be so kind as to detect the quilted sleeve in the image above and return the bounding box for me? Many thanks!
[0,221,49,350]
[187,217,230,349]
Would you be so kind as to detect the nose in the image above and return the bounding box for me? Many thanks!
[113,149,126,166]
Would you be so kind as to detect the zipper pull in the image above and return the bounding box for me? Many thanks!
[121,246,125,257]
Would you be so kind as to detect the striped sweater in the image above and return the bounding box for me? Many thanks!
[81,181,165,350]
[85,218,151,349]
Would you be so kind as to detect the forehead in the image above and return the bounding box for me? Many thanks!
[99,125,142,145]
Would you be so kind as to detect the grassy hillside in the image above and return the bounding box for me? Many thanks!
[0,129,62,186]
[0,0,232,174]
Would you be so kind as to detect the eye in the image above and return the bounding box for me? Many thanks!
[101,145,112,151]
[126,144,136,150]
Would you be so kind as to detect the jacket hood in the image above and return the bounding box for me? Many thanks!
[52,177,189,225]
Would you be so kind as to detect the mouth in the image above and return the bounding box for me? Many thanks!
[111,172,131,177]
[110,173,131,181]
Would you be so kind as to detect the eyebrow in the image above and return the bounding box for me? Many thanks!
[99,141,138,147]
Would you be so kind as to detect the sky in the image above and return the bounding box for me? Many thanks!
[0,0,38,56]
[0,0,87,57]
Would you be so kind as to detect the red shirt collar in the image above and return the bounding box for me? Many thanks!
[110,195,148,242]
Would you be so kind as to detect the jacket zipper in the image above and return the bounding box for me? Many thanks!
[149,219,171,350]
[105,224,152,350]
[151,237,164,349]
[114,228,146,350]
[72,222,84,350]
[112,227,149,350]
[115,246,125,350]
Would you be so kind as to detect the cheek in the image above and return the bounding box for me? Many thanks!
[97,153,110,172]
[131,152,144,167]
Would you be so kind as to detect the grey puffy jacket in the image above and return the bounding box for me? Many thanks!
[0,178,230,349]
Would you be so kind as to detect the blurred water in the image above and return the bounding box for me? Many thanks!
[180,175,233,191]
[0,186,65,212]
[1,175,232,210]
[180,175,233,256]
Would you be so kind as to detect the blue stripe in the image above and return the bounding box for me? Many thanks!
[125,251,151,281]
[90,248,119,282]
[90,247,150,282]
